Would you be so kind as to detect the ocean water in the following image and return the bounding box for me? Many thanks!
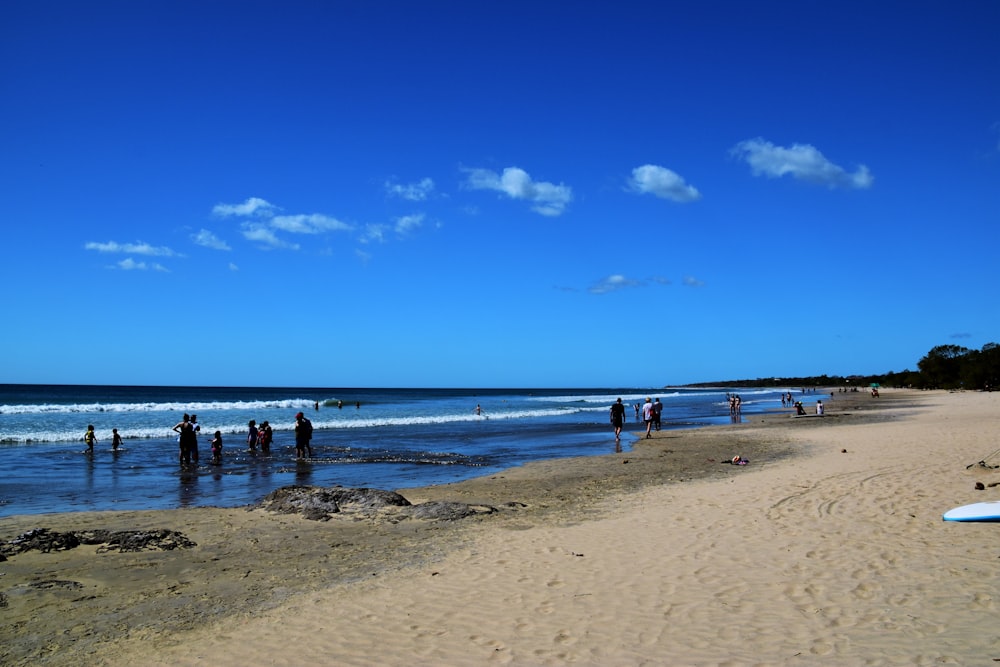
[0,385,810,517]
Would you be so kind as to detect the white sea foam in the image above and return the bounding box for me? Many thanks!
[0,398,317,416]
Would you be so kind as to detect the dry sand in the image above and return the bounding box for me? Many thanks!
[3,389,1000,666]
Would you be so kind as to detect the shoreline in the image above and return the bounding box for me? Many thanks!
[2,386,779,518]
[5,389,985,665]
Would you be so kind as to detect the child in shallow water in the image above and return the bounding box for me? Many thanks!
[211,431,223,465]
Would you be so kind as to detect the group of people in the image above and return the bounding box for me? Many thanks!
[244,412,315,458]
[245,419,274,454]
[158,410,315,466]
[171,413,225,465]
[227,413,315,461]
[611,397,663,441]
[83,425,124,454]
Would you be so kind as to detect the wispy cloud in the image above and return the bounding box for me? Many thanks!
[270,214,353,234]
[731,138,873,189]
[682,275,705,287]
[116,258,168,271]
[212,197,277,218]
[584,274,679,294]
[360,223,388,244]
[213,198,354,250]
[192,229,231,251]
[85,240,178,256]
[589,274,642,294]
[463,166,572,217]
[386,177,435,201]
[394,213,424,234]
[628,164,701,203]
[241,223,300,250]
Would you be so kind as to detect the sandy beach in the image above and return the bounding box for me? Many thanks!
[4,389,1000,666]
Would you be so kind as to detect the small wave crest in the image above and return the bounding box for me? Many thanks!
[0,397,319,416]
[0,405,594,444]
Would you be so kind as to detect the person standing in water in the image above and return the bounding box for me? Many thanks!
[294,411,313,458]
[210,431,223,465]
[84,425,97,454]
[189,414,201,464]
[247,420,259,452]
[258,421,272,454]
[172,414,194,465]
[111,428,123,451]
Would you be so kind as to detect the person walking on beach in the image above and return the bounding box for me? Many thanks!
[642,398,654,439]
[84,424,97,454]
[111,428,123,451]
[652,398,663,431]
[294,411,313,458]
[610,398,626,441]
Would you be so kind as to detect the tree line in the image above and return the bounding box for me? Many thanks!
[684,342,1000,391]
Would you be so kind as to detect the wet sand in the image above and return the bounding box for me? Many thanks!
[4,389,998,665]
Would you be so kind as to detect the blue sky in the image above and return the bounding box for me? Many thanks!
[2,1,998,388]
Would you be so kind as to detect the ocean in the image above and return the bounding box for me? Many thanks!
[0,384,811,517]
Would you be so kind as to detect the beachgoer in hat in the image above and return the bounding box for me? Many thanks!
[642,398,654,439]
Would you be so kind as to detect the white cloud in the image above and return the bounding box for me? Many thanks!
[270,214,353,234]
[212,197,277,218]
[117,258,168,272]
[464,166,572,216]
[360,223,388,244]
[228,263,239,271]
[394,213,424,234]
[213,198,354,250]
[241,224,299,250]
[589,274,642,294]
[732,138,873,189]
[85,240,177,256]
[682,275,705,287]
[628,164,702,202]
[386,177,435,201]
[192,229,230,250]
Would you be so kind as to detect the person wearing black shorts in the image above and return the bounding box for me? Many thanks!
[610,397,626,441]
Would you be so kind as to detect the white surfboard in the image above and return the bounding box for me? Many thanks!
[942,500,1000,522]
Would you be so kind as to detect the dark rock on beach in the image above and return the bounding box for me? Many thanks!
[0,527,196,558]
[256,485,413,521]
[400,501,498,521]
[255,485,500,522]
[29,579,85,590]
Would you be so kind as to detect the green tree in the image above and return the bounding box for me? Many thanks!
[917,345,971,389]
